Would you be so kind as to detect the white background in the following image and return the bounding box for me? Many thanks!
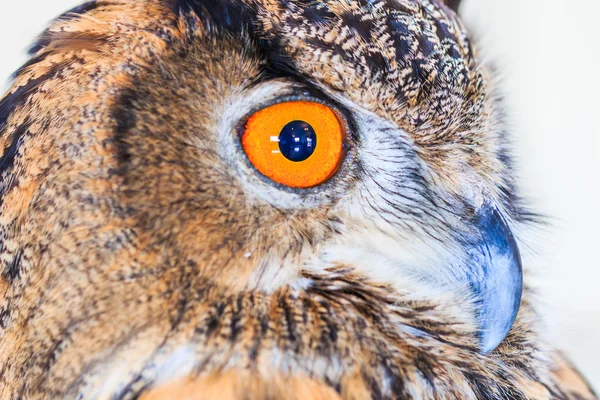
[1,0,599,390]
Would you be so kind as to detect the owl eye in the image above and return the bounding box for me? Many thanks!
[241,100,344,188]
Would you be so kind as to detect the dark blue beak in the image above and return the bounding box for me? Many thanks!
[467,201,523,353]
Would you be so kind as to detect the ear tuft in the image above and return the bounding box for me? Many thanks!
[443,0,462,12]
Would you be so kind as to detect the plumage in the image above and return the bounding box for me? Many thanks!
[0,0,596,398]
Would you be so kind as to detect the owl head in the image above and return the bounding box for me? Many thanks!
[0,0,531,386]
[128,0,525,352]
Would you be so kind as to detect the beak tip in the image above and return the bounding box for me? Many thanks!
[480,334,504,355]
[478,310,519,354]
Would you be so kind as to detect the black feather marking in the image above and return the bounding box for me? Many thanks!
[0,70,55,133]
[0,307,10,330]
[299,1,336,25]
[444,0,462,12]
[111,88,138,175]
[0,120,32,209]
[280,295,300,352]
[172,0,256,36]
[2,249,23,283]
[62,0,99,17]
[229,296,243,341]
[202,301,226,337]
[0,120,29,178]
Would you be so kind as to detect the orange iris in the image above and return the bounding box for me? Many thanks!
[241,101,344,188]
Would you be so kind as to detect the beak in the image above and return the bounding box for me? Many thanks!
[467,201,523,354]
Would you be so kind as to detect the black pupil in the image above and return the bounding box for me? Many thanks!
[278,120,317,162]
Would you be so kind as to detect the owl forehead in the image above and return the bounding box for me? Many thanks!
[254,0,486,134]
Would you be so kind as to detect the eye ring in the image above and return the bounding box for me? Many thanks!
[240,100,346,189]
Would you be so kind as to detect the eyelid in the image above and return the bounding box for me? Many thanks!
[239,92,354,144]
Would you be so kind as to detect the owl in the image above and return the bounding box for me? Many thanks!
[0,0,596,398]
